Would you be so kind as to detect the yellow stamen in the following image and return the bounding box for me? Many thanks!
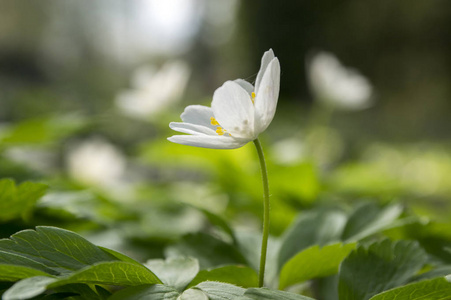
[251,92,256,104]
[216,127,225,135]
[210,117,220,126]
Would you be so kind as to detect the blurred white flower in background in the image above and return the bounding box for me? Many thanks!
[66,137,126,188]
[308,51,373,110]
[116,61,190,120]
[271,138,305,165]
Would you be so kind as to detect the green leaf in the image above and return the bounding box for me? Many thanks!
[244,287,315,299]
[4,262,161,300]
[48,261,161,288]
[0,265,51,281]
[369,277,451,300]
[0,226,150,299]
[3,276,57,300]
[165,233,247,269]
[145,257,199,291]
[0,115,86,145]
[194,281,246,299]
[412,265,451,282]
[279,242,356,290]
[278,207,348,269]
[0,226,118,275]
[235,231,280,286]
[338,240,428,300]
[192,205,236,243]
[109,284,180,300]
[180,288,209,299]
[188,265,258,288]
[54,283,110,300]
[0,179,47,222]
[342,202,403,242]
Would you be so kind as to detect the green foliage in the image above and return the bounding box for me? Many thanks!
[338,240,428,300]
[109,284,180,300]
[278,207,347,269]
[192,281,246,299]
[0,265,49,282]
[369,277,451,300]
[191,205,237,243]
[342,202,404,242]
[0,115,87,145]
[233,230,282,286]
[0,179,47,222]
[165,232,247,269]
[0,226,160,299]
[243,288,315,299]
[0,226,117,273]
[188,265,259,288]
[279,243,356,289]
[278,202,407,270]
[47,261,160,287]
[145,257,199,291]
[0,204,446,299]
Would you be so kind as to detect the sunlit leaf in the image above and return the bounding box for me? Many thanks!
[0,179,47,222]
[278,207,348,269]
[279,242,356,290]
[369,277,451,300]
[0,115,87,145]
[0,265,50,282]
[48,261,161,288]
[188,265,258,288]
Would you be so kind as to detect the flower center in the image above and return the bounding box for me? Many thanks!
[210,117,219,126]
[251,92,256,104]
[210,117,228,136]
[216,127,225,135]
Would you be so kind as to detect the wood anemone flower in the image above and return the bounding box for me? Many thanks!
[168,49,280,149]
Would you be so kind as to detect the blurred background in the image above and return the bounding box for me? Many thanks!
[0,0,450,260]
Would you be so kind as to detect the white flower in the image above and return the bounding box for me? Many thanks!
[308,51,372,110]
[116,60,190,119]
[168,49,280,149]
[66,138,126,188]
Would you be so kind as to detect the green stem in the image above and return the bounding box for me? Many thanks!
[253,138,270,287]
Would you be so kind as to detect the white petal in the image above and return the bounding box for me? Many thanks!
[169,122,217,136]
[254,58,280,134]
[234,79,254,95]
[180,105,216,130]
[255,49,275,93]
[211,81,255,139]
[168,135,249,149]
